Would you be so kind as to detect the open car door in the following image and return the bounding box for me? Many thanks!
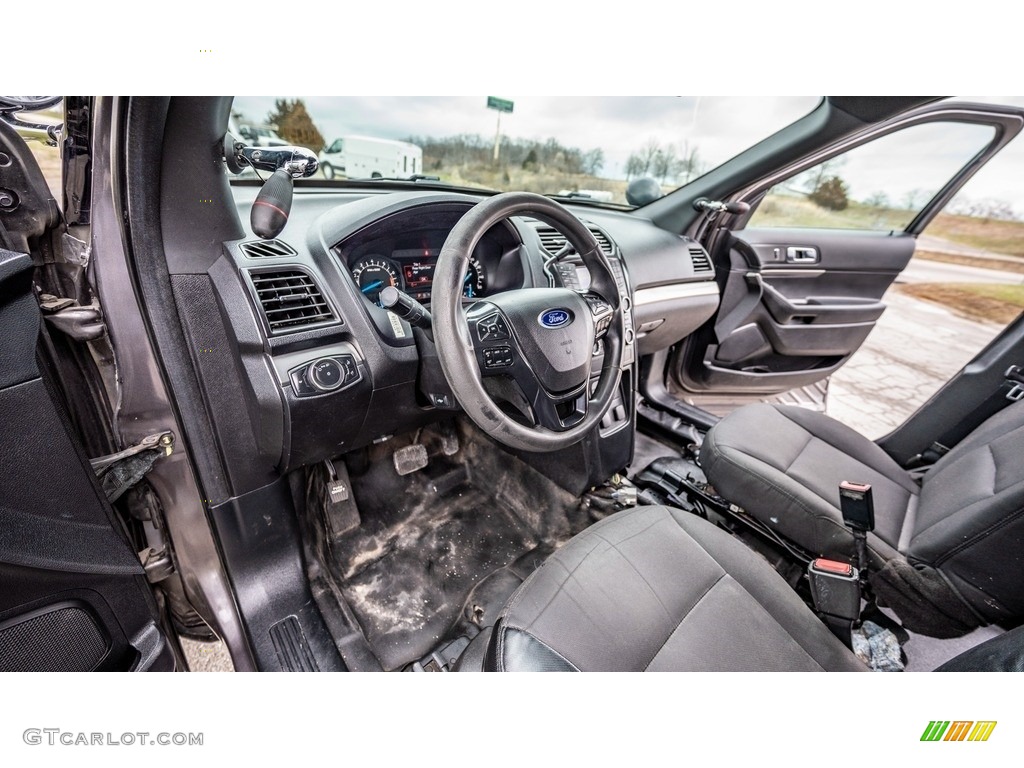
[671,102,1024,409]
[0,103,175,671]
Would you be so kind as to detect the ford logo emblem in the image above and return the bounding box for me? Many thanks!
[539,309,572,329]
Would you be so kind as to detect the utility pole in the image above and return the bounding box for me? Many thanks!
[486,96,514,165]
[493,110,502,164]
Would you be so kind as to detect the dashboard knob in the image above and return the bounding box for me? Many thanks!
[306,358,344,392]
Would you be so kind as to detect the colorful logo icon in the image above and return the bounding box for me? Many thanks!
[921,721,997,742]
[539,309,572,329]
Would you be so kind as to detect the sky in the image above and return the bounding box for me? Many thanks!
[234,95,1024,213]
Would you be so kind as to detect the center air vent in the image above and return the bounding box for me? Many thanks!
[239,239,298,259]
[535,225,615,257]
[250,269,336,333]
[689,246,713,274]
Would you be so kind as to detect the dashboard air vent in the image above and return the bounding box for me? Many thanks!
[535,225,615,257]
[689,246,713,274]
[250,270,335,333]
[239,239,298,259]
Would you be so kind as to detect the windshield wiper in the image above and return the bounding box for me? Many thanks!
[349,173,443,182]
[310,175,501,195]
[544,193,633,210]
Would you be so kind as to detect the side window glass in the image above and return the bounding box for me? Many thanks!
[24,99,64,200]
[749,122,996,231]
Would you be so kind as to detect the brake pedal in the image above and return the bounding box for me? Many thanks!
[393,443,429,476]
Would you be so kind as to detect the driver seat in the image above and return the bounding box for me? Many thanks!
[700,402,1024,637]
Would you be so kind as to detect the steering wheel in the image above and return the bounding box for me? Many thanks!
[432,192,624,452]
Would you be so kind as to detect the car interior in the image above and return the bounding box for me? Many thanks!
[2,95,1024,672]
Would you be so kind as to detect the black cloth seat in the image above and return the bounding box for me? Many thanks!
[700,402,1024,636]
[483,505,866,672]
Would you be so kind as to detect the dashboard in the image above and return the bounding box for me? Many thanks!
[205,187,720,491]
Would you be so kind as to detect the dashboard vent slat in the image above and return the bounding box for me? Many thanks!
[689,246,713,274]
[535,225,616,258]
[250,270,336,333]
[239,239,298,259]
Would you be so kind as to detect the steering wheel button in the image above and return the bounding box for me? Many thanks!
[477,312,510,342]
[483,345,513,369]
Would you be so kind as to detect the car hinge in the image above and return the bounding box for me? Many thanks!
[90,430,175,503]
[140,546,175,583]
[39,293,106,341]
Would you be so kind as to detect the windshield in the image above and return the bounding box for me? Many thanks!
[230,97,820,206]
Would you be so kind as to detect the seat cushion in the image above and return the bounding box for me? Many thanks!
[700,403,919,562]
[485,505,865,672]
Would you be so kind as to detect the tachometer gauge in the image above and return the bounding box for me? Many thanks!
[463,256,487,299]
[351,256,398,305]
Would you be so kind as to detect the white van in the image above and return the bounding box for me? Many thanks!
[238,123,288,147]
[319,136,423,180]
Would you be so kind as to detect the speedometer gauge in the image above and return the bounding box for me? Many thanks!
[351,256,398,305]
[463,256,487,299]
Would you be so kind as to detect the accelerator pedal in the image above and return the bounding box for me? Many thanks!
[393,443,429,476]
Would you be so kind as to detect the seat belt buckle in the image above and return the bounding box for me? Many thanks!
[808,558,862,623]
[838,481,874,532]
[1006,365,1024,401]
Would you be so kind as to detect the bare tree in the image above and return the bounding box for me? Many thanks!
[863,191,891,208]
[949,196,1019,221]
[625,154,645,180]
[795,157,848,195]
[652,145,678,183]
[677,141,703,184]
[583,148,605,176]
[902,188,926,211]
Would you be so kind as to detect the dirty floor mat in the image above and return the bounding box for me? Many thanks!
[330,474,539,671]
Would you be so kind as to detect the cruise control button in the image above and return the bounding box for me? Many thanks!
[483,345,514,369]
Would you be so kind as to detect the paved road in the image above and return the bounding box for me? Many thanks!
[828,291,1002,439]
[917,234,1024,263]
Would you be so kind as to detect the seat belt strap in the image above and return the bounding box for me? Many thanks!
[907,365,1024,468]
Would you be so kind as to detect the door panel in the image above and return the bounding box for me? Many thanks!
[0,249,174,671]
[670,103,1024,404]
[675,228,914,394]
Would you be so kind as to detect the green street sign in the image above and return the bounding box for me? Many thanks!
[487,96,514,113]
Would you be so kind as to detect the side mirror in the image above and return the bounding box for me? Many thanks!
[0,96,63,146]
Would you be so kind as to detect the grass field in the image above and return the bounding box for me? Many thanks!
[898,283,1024,324]
[756,194,1024,258]
[431,162,631,204]
[754,193,914,231]
[927,212,1024,257]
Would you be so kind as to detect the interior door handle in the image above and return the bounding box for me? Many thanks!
[786,247,819,264]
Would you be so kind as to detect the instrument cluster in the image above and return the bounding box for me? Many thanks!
[350,249,487,306]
